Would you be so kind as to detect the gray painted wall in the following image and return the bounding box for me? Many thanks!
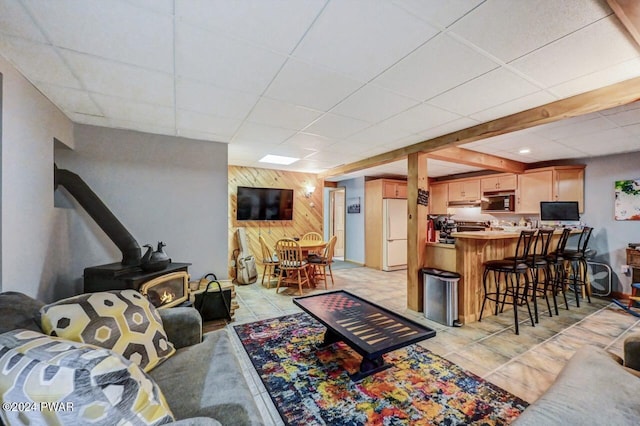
[54,125,228,299]
[0,56,74,299]
[339,177,365,264]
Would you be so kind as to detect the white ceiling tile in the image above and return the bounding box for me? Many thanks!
[0,0,47,42]
[247,98,323,130]
[123,0,174,15]
[92,93,175,126]
[463,132,551,152]
[293,0,438,81]
[108,118,175,137]
[417,117,480,141]
[175,0,326,54]
[331,85,419,123]
[66,112,110,127]
[469,91,558,123]
[512,142,591,162]
[429,68,540,116]
[176,110,242,141]
[302,150,360,166]
[532,116,618,140]
[567,134,639,156]
[176,128,228,143]
[280,132,337,151]
[373,33,498,101]
[604,108,640,127]
[176,79,259,119]
[512,16,640,87]
[548,57,640,99]
[380,103,461,134]
[175,22,287,94]
[621,123,640,136]
[327,139,384,156]
[24,0,174,72]
[392,0,484,28]
[37,83,102,116]
[303,113,370,139]
[62,50,174,105]
[265,60,363,111]
[346,121,413,145]
[0,37,82,89]
[449,0,611,62]
[558,127,630,148]
[232,122,297,145]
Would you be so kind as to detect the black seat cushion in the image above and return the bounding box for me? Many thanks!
[484,259,529,271]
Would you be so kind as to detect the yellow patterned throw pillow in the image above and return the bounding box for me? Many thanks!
[0,329,174,425]
[40,290,175,372]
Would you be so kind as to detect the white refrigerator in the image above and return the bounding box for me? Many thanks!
[382,198,407,271]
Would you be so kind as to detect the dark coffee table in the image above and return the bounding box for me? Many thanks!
[293,290,436,381]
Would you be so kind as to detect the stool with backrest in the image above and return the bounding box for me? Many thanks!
[275,238,311,296]
[258,235,279,288]
[546,228,572,315]
[562,226,593,307]
[480,230,536,335]
[308,235,337,289]
[526,228,555,323]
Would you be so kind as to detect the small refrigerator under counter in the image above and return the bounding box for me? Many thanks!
[382,198,407,271]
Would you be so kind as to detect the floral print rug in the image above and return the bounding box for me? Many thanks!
[234,313,527,425]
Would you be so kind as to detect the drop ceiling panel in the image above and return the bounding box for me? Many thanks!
[417,117,480,141]
[292,0,438,81]
[24,0,174,72]
[93,94,174,126]
[67,112,110,127]
[175,0,326,54]
[548,57,640,98]
[602,106,640,127]
[380,103,462,134]
[0,37,82,89]
[62,50,174,106]
[558,127,630,148]
[373,33,498,101]
[469,91,558,123]
[176,79,259,119]
[247,98,323,130]
[264,59,363,111]
[570,134,639,156]
[125,0,174,15]
[303,113,370,139]
[280,132,337,151]
[532,116,618,140]
[0,0,46,42]
[176,110,241,140]
[392,0,484,29]
[37,84,102,116]
[448,0,611,63]
[109,118,175,137]
[345,121,414,145]
[232,122,297,145]
[512,16,640,87]
[331,85,419,123]
[175,22,287,95]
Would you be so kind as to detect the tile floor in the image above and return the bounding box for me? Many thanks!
[217,265,639,425]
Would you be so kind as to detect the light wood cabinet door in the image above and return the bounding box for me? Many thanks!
[396,182,408,199]
[383,180,407,199]
[481,174,517,192]
[449,179,480,201]
[554,168,584,212]
[448,181,465,201]
[429,183,448,214]
[517,170,553,213]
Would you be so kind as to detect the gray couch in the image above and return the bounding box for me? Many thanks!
[513,341,640,425]
[0,291,263,426]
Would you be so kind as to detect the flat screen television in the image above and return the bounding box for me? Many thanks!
[540,201,580,221]
[236,186,294,221]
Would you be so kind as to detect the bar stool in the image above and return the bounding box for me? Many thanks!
[480,230,536,334]
[546,228,572,315]
[562,227,593,307]
[526,228,554,323]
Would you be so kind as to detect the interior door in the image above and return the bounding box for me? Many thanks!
[331,189,345,258]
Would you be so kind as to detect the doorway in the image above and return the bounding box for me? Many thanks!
[329,188,345,259]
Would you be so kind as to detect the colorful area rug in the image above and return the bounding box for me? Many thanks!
[234,313,528,425]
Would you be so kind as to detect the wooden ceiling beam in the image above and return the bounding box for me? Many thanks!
[320,75,640,179]
[427,147,526,174]
[608,0,640,47]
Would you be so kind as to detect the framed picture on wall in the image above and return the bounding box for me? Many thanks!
[347,197,361,214]
[615,179,640,220]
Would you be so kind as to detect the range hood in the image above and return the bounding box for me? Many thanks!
[447,199,482,208]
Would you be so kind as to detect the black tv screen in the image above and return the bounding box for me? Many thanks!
[236,186,294,221]
[540,201,580,221]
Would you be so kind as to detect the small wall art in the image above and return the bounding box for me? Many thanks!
[614,179,640,220]
[347,197,361,214]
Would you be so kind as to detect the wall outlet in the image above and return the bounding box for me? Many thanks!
[229,259,236,267]
[622,264,630,274]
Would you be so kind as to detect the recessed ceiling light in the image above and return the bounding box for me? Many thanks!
[519,148,531,154]
[259,154,300,165]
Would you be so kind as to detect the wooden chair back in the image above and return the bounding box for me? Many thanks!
[275,239,305,271]
[259,235,277,264]
[324,235,338,263]
[301,232,323,241]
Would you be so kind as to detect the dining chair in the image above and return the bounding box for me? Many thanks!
[301,232,323,241]
[275,238,311,296]
[308,235,337,289]
[258,235,279,288]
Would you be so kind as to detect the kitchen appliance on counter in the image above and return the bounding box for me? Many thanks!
[439,218,457,244]
[455,221,489,232]
[481,193,515,212]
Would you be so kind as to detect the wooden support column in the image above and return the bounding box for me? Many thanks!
[407,152,428,312]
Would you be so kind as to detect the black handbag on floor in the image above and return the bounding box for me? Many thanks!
[194,273,232,321]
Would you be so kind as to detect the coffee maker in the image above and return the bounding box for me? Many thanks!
[431,215,456,244]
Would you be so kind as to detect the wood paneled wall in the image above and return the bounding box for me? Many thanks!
[228,166,323,278]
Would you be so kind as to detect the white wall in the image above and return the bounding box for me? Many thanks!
[339,177,365,264]
[0,55,74,300]
[54,125,228,298]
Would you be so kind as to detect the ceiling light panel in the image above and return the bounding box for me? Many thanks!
[259,154,300,165]
[293,0,438,81]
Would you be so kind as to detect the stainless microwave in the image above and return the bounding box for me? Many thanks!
[481,193,515,212]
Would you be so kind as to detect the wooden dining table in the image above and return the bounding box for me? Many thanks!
[297,239,328,286]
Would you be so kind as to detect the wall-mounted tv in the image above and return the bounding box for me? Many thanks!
[236,186,294,221]
[540,201,580,221]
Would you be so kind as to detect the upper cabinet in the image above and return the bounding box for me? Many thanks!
[516,166,585,213]
[382,179,407,199]
[481,174,517,192]
[429,182,449,214]
[448,179,481,202]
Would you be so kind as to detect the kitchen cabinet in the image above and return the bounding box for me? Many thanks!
[516,166,585,214]
[429,182,448,214]
[383,179,408,199]
[481,174,517,192]
[448,179,480,202]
